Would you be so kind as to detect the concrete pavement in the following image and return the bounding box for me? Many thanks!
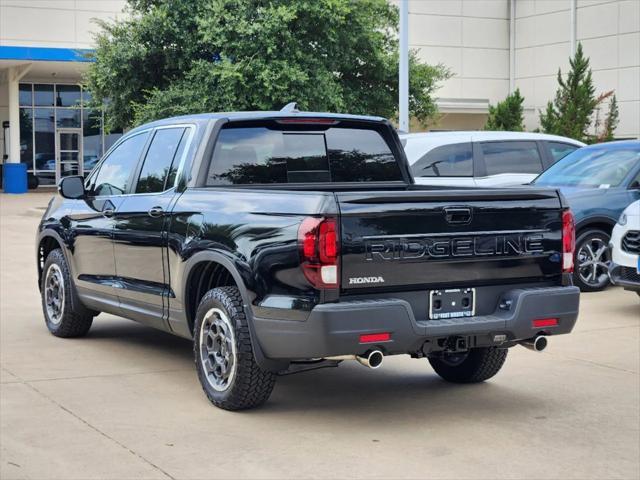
[1,192,639,480]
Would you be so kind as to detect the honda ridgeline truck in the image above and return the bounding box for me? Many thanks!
[37,108,580,410]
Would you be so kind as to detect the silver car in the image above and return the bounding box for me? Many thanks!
[401,131,585,187]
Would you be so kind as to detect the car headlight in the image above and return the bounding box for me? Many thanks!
[618,212,627,226]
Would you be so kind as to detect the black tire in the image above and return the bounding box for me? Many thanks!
[41,249,94,337]
[429,347,508,383]
[573,229,611,292]
[194,286,276,411]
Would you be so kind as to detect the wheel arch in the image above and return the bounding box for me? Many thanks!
[37,231,67,290]
[181,250,288,374]
[183,254,244,335]
[575,216,616,238]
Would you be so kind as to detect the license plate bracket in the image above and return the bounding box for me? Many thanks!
[429,288,475,320]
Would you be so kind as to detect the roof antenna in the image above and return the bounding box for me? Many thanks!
[280,102,299,113]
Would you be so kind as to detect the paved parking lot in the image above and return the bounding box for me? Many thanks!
[1,192,639,480]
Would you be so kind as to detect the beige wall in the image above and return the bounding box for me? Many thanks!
[0,0,127,49]
[409,0,511,106]
[514,0,572,133]
[426,112,489,131]
[515,0,640,138]
[405,0,639,137]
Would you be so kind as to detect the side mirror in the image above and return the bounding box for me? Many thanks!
[58,175,86,199]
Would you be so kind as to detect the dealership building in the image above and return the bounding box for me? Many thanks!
[0,0,126,189]
[1,0,639,190]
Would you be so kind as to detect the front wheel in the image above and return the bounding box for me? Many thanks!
[194,287,276,410]
[429,347,508,383]
[574,229,611,292]
[40,249,94,337]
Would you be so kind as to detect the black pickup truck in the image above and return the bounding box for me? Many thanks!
[37,109,580,410]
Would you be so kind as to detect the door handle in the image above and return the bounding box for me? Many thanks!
[148,206,164,218]
[102,208,115,218]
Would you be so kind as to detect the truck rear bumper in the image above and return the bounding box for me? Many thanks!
[252,286,580,359]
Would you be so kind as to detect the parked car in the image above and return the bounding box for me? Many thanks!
[38,109,579,411]
[401,131,584,187]
[533,140,640,292]
[609,200,640,296]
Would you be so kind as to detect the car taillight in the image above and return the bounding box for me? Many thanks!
[298,217,339,289]
[562,210,575,273]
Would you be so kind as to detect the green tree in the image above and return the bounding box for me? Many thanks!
[484,88,525,131]
[539,43,618,142]
[86,0,450,130]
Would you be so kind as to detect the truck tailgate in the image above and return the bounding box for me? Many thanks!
[337,188,564,291]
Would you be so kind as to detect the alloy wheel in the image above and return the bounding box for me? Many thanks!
[199,308,237,392]
[44,264,65,325]
[577,237,611,288]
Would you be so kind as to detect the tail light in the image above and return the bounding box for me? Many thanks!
[562,210,575,273]
[298,217,339,289]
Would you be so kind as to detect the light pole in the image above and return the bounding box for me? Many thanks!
[399,0,409,133]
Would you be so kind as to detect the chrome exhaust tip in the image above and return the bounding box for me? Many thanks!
[356,350,384,369]
[520,335,548,352]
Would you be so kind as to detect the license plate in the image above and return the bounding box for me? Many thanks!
[429,288,475,320]
[637,256,640,274]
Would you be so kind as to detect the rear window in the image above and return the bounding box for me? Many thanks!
[205,126,402,185]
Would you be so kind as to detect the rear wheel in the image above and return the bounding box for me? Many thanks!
[429,347,508,383]
[574,229,611,292]
[40,249,95,337]
[194,287,276,410]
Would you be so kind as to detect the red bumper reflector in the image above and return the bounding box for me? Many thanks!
[359,332,391,343]
[532,318,558,328]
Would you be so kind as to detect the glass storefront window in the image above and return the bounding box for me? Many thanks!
[19,108,33,168]
[56,85,81,107]
[17,83,123,186]
[19,84,33,106]
[82,89,93,107]
[56,108,81,128]
[59,133,79,151]
[33,108,55,172]
[83,109,103,174]
[34,84,54,107]
[36,171,57,186]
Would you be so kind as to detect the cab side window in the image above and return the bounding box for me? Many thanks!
[89,132,149,196]
[135,127,187,194]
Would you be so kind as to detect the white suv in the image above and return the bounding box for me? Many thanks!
[401,131,585,187]
[609,200,640,296]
